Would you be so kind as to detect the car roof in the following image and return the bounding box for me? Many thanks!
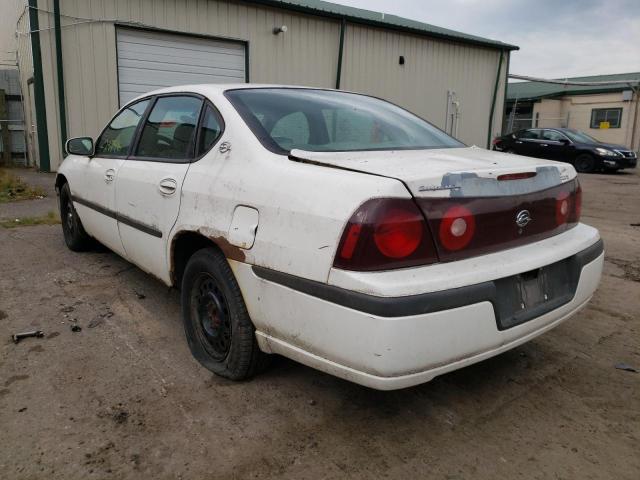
[127,83,347,105]
[140,83,326,96]
[523,127,573,132]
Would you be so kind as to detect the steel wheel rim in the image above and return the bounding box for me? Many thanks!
[192,273,232,360]
[62,195,75,235]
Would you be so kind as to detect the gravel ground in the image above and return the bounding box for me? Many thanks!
[0,168,638,479]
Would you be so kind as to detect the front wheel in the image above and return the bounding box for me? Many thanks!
[574,154,597,173]
[59,183,92,251]
[181,248,268,380]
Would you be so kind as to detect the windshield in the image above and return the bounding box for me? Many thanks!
[225,88,464,153]
[563,129,600,144]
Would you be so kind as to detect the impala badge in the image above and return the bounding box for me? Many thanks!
[516,210,532,228]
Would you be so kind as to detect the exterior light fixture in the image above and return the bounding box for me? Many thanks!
[273,25,288,34]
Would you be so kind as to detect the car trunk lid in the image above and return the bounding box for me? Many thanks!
[289,146,576,198]
[290,146,581,262]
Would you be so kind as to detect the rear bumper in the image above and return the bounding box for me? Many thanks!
[231,225,603,390]
[253,240,602,330]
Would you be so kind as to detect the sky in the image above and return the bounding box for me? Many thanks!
[325,0,640,79]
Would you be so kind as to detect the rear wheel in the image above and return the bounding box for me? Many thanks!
[59,182,92,251]
[181,247,268,380]
[574,154,596,173]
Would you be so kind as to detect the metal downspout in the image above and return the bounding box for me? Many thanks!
[486,50,504,148]
[335,18,346,90]
[500,51,510,135]
[27,0,50,171]
[53,0,68,156]
[630,87,639,152]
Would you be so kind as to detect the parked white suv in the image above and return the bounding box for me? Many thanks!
[57,85,603,390]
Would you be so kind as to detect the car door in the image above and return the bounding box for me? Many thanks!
[114,94,204,282]
[513,129,543,157]
[69,98,151,256]
[540,129,572,162]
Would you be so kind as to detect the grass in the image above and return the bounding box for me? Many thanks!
[0,210,60,229]
[0,168,46,203]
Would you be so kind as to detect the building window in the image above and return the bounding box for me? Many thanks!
[590,108,622,129]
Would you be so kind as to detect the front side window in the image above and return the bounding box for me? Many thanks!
[563,129,600,144]
[95,99,150,157]
[590,108,622,129]
[136,96,203,160]
[225,88,463,153]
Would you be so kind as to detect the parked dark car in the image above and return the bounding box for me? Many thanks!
[492,128,637,173]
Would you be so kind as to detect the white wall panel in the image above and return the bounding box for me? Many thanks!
[116,28,246,105]
[341,23,505,147]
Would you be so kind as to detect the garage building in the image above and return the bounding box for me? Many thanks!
[14,0,517,171]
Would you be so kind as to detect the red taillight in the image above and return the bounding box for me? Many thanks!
[556,191,570,225]
[573,184,582,221]
[339,224,362,260]
[334,198,438,271]
[416,179,582,262]
[438,205,476,251]
[558,181,582,225]
[373,208,423,258]
[492,138,501,145]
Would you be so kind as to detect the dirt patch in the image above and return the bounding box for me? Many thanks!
[0,210,60,229]
[4,375,29,387]
[0,169,46,203]
[608,257,640,282]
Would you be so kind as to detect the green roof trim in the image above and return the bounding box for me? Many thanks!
[247,0,519,51]
[507,72,640,102]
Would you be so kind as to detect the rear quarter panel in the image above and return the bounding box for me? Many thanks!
[170,93,409,283]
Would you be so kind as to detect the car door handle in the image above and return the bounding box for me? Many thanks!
[158,178,178,196]
[104,169,115,183]
[515,140,523,144]
[540,143,548,147]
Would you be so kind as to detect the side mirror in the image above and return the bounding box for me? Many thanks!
[65,137,94,156]
[558,138,570,145]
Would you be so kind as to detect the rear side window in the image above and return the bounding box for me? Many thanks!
[518,130,541,139]
[542,130,566,141]
[136,96,203,161]
[95,99,149,157]
[197,104,224,155]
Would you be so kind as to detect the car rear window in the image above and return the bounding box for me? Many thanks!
[225,88,463,153]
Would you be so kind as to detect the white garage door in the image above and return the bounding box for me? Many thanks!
[116,28,246,106]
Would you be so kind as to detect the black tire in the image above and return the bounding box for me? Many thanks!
[59,182,92,251]
[181,248,268,380]
[574,154,597,173]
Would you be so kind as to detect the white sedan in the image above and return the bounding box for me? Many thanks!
[57,85,603,390]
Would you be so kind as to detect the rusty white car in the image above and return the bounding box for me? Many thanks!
[56,85,603,390]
